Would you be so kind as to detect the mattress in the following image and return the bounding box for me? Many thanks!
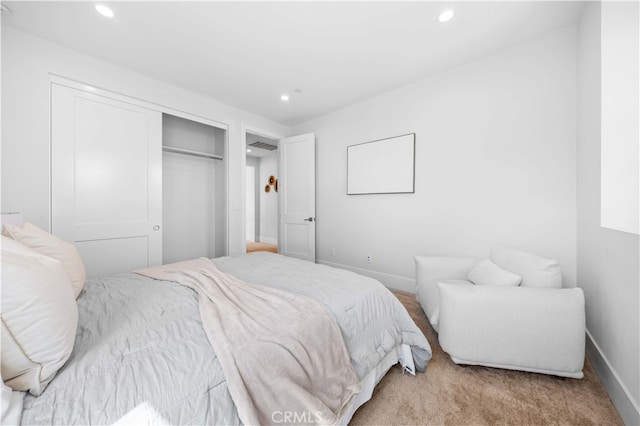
[18,252,431,425]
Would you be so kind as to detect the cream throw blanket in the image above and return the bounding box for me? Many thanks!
[136,258,361,425]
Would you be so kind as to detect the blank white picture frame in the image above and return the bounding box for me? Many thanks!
[347,133,415,195]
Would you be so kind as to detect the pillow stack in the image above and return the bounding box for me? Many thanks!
[3,223,86,298]
[1,223,84,396]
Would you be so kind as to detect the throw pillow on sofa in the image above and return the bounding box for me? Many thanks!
[468,258,522,287]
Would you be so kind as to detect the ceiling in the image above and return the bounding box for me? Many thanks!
[2,1,585,127]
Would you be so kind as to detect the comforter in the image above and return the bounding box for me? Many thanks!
[20,252,431,425]
[136,257,361,425]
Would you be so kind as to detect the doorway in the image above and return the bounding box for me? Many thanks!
[162,113,227,264]
[245,132,279,254]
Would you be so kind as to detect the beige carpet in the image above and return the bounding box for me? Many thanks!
[246,241,278,253]
[350,290,623,425]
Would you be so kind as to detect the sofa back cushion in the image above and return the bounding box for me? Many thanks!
[490,246,562,289]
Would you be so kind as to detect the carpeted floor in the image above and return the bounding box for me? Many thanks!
[350,290,623,425]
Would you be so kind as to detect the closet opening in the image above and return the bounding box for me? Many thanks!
[245,131,279,254]
[162,113,227,263]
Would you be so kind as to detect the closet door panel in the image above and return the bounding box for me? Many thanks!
[76,237,149,279]
[74,97,149,224]
[51,83,162,278]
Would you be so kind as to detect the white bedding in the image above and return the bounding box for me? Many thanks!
[136,257,361,425]
[19,252,431,425]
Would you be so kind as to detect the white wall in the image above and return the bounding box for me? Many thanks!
[577,3,640,424]
[600,1,640,235]
[294,26,578,291]
[1,27,290,255]
[258,153,278,244]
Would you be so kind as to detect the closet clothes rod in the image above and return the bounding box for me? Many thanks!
[162,146,223,161]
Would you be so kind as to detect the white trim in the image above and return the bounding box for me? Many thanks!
[240,125,285,254]
[221,127,230,257]
[317,259,416,293]
[49,74,228,131]
[586,329,640,425]
[48,81,53,233]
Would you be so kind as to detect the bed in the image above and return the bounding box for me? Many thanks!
[6,251,431,425]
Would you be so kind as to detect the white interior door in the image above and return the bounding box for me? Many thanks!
[51,83,162,278]
[279,133,316,261]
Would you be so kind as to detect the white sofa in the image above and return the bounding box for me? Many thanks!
[415,246,586,379]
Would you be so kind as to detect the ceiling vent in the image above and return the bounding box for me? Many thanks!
[248,141,277,151]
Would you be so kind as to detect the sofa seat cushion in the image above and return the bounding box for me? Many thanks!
[416,279,472,332]
[490,246,562,289]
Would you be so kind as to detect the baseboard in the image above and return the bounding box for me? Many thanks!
[257,236,277,245]
[316,259,415,293]
[586,329,640,425]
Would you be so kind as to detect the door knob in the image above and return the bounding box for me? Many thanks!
[303,217,315,222]
[153,225,160,231]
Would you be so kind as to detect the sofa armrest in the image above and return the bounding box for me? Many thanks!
[437,283,586,378]
[414,256,478,282]
[414,256,477,331]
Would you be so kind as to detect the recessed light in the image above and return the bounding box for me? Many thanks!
[95,4,114,18]
[438,9,454,23]
[280,94,290,102]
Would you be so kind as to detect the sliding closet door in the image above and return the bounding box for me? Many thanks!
[51,83,162,278]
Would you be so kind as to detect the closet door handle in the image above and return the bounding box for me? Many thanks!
[153,225,160,231]
[303,217,315,222]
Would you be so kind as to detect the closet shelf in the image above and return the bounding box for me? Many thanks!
[162,146,223,161]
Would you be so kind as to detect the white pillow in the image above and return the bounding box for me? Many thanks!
[490,246,562,289]
[468,259,522,287]
[1,237,78,396]
[2,222,86,298]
